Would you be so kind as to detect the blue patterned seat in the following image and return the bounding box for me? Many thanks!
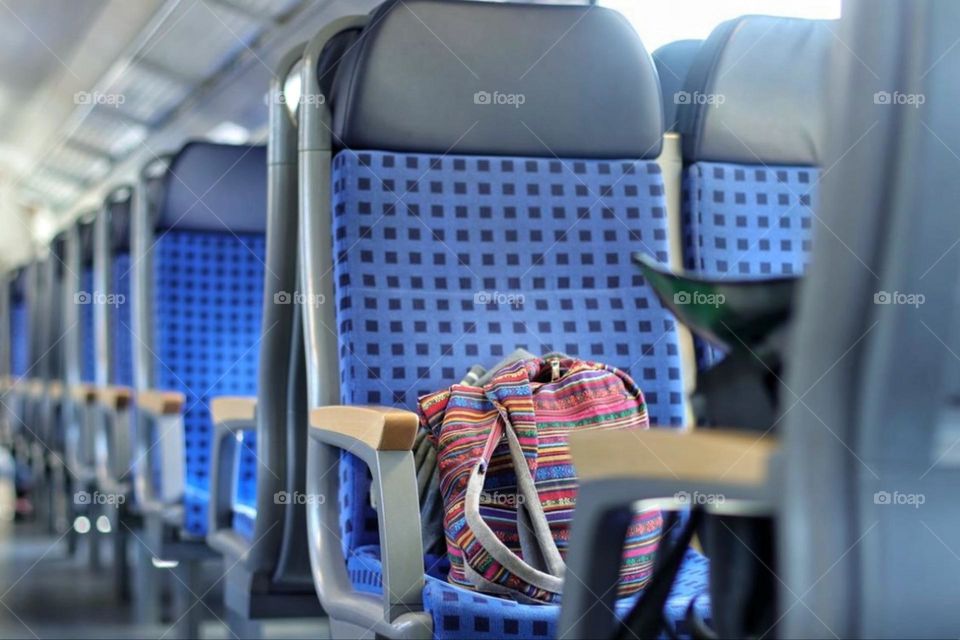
[110,254,134,389]
[302,2,712,637]
[80,268,96,384]
[347,545,711,640]
[329,148,705,633]
[150,229,265,536]
[676,16,827,369]
[130,142,268,538]
[9,271,28,379]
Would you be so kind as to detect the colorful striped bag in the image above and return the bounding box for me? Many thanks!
[418,356,662,604]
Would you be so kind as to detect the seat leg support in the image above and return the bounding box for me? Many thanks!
[171,560,204,640]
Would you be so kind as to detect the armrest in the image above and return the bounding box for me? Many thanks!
[559,428,779,639]
[93,386,135,497]
[26,379,44,398]
[134,390,186,514]
[47,381,64,401]
[211,396,257,425]
[71,383,98,405]
[207,396,257,549]
[137,389,185,416]
[306,405,429,634]
[309,405,419,451]
[96,385,133,410]
[571,428,777,487]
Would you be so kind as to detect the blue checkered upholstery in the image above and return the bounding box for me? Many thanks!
[80,268,95,383]
[110,255,134,387]
[330,148,687,636]
[347,546,710,640]
[333,151,683,421]
[682,162,818,368]
[232,429,258,540]
[151,230,265,537]
[339,452,380,557]
[10,301,28,377]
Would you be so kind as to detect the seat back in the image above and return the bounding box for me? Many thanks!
[677,16,829,368]
[35,247,65,446]
[77,214,97,385]
[302,0,683,578]
[94,187,135,389]
[63,212,98,472]
[8,268,29,380]
[132,141,267,537]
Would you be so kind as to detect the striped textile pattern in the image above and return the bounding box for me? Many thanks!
[420,357,661,604]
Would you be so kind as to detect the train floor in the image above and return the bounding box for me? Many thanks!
[0,517,330,639]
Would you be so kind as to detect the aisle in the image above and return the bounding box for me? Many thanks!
[0,519,331,639]
[0,521,162,639]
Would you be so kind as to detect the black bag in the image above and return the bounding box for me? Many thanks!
[618,254,798,639]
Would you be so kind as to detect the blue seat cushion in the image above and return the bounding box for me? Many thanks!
[152,230,265,537]
[682,162,817,368]
[331,149,686,559]
[347,545,711,639]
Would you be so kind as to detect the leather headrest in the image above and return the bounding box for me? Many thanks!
[678,15,831,165]
[329,0,663,159]
[155,141,267,234]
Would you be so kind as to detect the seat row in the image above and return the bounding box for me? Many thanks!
[0,2,828,638]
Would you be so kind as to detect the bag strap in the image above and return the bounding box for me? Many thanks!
[463,405,565,595]
[617,508,704,640]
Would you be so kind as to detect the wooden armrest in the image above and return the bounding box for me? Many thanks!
[210,396,257,425]
[309,405,420,451]
[71,384,98,404]
[25,379,41,397]
[48,381,63,400]
[137,390,185,416]
[570,428,778,487]
[97,385,133,410]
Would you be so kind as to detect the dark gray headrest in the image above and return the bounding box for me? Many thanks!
[678,16,831,165]
[653,40,702,131]
[76,211,97,268]
[156,141,267,234]
[331,0,663,159]
[51,232,68,277]
[10,267,27,303]
[105,185,133,254]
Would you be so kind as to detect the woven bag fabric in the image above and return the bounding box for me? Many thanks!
[419,357,662,604]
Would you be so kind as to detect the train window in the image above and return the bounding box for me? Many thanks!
[601,0,841,51]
